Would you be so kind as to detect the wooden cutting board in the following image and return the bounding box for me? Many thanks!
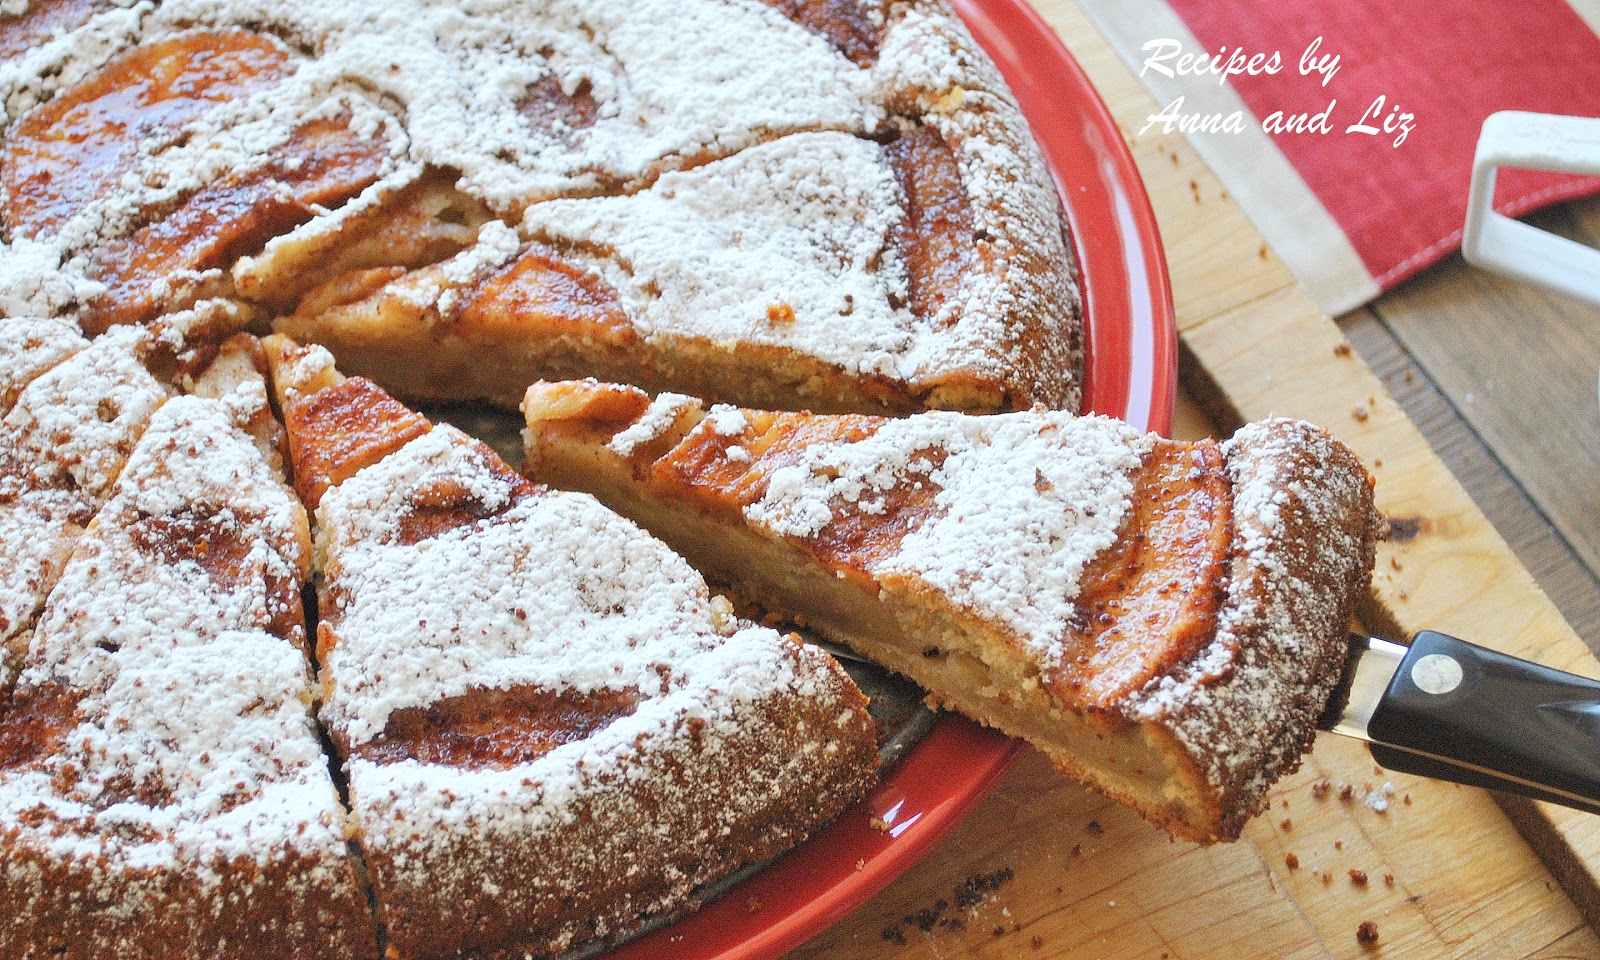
[785,2,1600,958]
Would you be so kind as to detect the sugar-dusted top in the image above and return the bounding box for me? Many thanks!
[0,314,85,418]
[683,407,1153,668]
[315,423,843,746]
[0,390,344,886]
[0,325,172,650]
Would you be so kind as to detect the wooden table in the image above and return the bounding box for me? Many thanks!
[783,4,1600,958]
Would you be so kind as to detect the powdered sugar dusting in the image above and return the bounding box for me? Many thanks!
[741,410,1151,666]
[606,392,696,458]
[0,238,109,319]
[2,391,350,896]
[311,418,873,952]
[0,325,172,654]
[0,315,85,417]
[319,424,776,744]
[521,133,912,380]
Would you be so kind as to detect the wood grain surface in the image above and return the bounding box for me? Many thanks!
[783,3,1600,958]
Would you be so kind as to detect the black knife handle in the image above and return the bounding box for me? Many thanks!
[1367,630,1600,815]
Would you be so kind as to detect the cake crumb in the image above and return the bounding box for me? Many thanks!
[856,858,866,871]
[905,900,947,932]
[1349,869,1368,886]
[1335,839,1343,851]
[1333,340,1352,357]
[1351,402,1370,423]
[1383,873,1395,888]
[1356,921,1380,947]
[1311,778,1332,800]
[869,816,892,832]
[1280,818,1293,832]
[745,896,764,913]
[954,867,1015,909]
[1031,935,1045,950]
[1339,783,1355,802]
[1285,852,1300,869]
[766,303,796,325]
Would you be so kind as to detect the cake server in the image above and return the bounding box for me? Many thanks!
[1320,630,1600,814]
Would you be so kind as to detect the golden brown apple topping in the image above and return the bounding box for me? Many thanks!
[282,377,431,510]
[460,242,635,346]
[83,118,389,333]
[1052,440,1233,710]
[2,30,292,238]
[886,125,974,327]
[761,0,884,66]
[355,685,641,770]
[517,74,599,141]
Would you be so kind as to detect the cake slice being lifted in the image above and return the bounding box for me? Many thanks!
[263,336,878,960]
[522,380,1382,843]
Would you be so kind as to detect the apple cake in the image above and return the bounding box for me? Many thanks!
[263,336,879,959]
[0,321,171,693]
[0,0,1386,953]
[521,381,1382,843]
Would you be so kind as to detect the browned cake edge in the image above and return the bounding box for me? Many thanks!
[354,637,878,960]
[1120,418,1381,840]
[0,841,375,960]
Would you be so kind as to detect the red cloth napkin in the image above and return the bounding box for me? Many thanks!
[1078,0,1600,313]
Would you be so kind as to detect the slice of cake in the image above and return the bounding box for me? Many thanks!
[0,376,372,957]
[522,380,1382,843]
[264,336,878,959]
[0,324,173,691]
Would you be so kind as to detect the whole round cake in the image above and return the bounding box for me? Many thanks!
[0,1,1382,959]
[0,1,1085,956]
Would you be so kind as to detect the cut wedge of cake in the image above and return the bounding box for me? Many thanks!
[0,323,172,692]
[0,371,371,958]
[522,380,1382,843]
[263,336,878,960]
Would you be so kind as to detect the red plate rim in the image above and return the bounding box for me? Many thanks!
[605,2,1176,958]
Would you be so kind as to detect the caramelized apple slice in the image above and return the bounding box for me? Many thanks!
[1051,440,1234,709]
[760,0,884,65]
[354,685,640,769]
[1,30,293,237]
[82,118,389,333]
[460,241,635,346]
[0,0,111,61]
[232,168,493,312]
[887,125,974,327]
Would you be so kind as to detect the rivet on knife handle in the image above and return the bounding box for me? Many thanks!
[1364,630,1600,815]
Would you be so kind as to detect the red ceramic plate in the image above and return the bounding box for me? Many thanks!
[606,2,1175,958]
